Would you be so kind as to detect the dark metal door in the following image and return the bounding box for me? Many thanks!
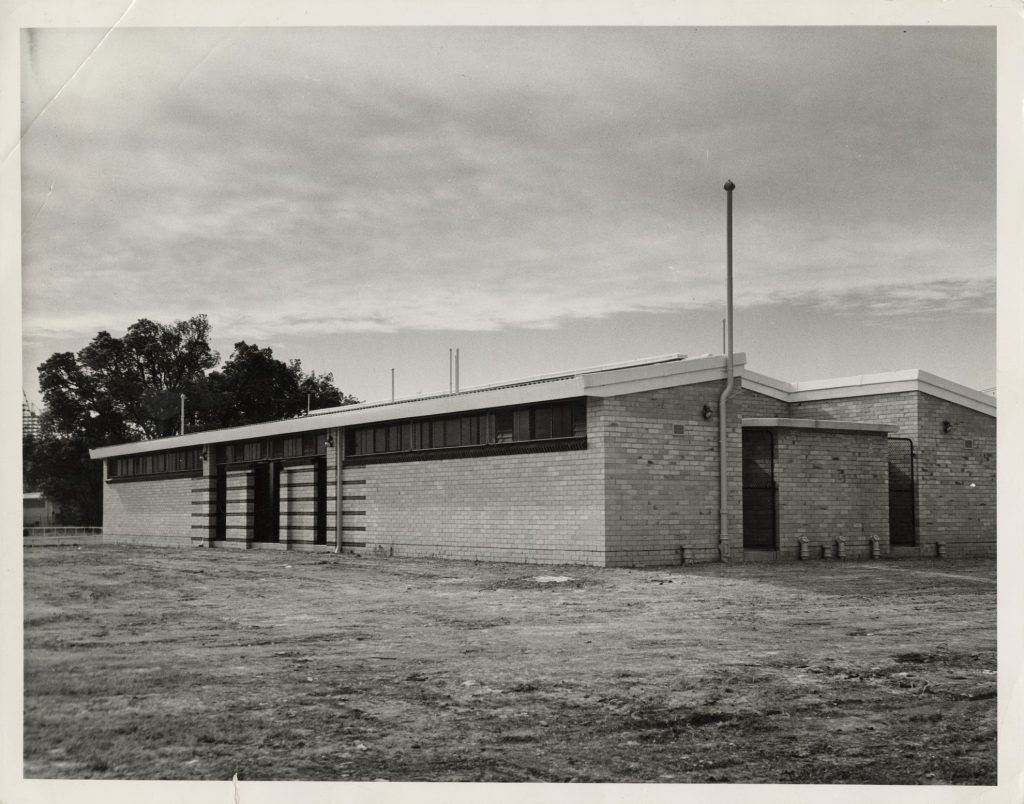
[214,466,227,541]
[743,430,776,549]
[314,456,328,545]
[253,462,281,543]
[888,438,916,546]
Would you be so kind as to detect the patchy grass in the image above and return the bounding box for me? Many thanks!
[23,546,995,783]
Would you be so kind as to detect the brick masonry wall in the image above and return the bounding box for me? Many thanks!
[790,391,995,556]
[222,467,254,547]
[280,463,329,545]
[772,429,890,559]
[913,396,996,555]
[103,474,199,547]
[789,392,919,440]
[190,450,216,546]
[338,429,605,565]
[597,383,788,567]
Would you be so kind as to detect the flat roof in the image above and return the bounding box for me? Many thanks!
[89,352,994,459]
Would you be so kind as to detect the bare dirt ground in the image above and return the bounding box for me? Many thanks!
[23,546,996,783]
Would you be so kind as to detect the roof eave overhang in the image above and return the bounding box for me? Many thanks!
[89,375,587,459]
[741,369,995,418]
[742,417,895,434]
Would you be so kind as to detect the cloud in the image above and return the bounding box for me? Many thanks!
[21,27,995,349]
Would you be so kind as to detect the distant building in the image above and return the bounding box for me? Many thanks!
[23,492,60,527]
[23,399,42,438]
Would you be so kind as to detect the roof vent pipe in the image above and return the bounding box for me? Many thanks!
[719,180,736,562]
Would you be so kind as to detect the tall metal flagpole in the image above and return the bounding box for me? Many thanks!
[718,180,736,561]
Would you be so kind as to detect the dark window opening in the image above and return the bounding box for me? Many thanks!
[108,446,203,479]
[344,399,587,458]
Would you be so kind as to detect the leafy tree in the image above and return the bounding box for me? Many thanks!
[203,342,302,428]
[38,315,219,441]
[23,433,103,525]
[292,361,359,412]
[199,343,358,428]
[30,315,357,525]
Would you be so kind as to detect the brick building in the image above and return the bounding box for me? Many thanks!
[89,353,996,565]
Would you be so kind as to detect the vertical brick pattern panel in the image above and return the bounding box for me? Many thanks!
[103,477,199,547]
[347,438,605,565]
[190,444,216,546]
[339,469,369,547]
[773,429,890,559]
[190,476,216,545]
[914,396,996,556]
[223,468,254,547]
[281,464,317,544]
[326,433,338,545]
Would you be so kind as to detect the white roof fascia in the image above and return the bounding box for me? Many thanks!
[912,370,998,415]
[737,368,794,402]
[788,369,996,417]
[742,417,895,434]
[87,354,994,460]
[582,353,747,398]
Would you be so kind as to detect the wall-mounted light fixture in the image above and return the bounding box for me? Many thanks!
[702,404,714,420]
[942,420,953,434]
[325,433,335,448]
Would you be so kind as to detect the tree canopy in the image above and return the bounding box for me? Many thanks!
[26,315,359,525]
[203,344,357,428]
[38,315,219,442]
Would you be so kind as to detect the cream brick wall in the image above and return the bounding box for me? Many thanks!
[103,475,198,547]
[340,429,605,565]
[772,428,889,559]
[96,387,994,563]
[789,392,919,440]
[914,395,995,555]
[596,383,787,567]
[790,391,995,557]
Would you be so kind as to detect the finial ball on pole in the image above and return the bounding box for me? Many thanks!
[724,180,735,191]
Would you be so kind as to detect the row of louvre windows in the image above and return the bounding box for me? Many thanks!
[217,433,328,464]
[106,399,587,477]
[108,447,203,479]
[345,399,586,457]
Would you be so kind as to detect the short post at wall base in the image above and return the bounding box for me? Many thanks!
[798,536,809,560]
[869,534,881,560]
[835,536,847,560]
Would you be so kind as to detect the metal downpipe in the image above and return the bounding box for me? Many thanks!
[719,180,736,561]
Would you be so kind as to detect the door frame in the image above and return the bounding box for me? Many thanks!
[742,428,777,550]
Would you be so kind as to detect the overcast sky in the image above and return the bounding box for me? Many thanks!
[20,26,996,405]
